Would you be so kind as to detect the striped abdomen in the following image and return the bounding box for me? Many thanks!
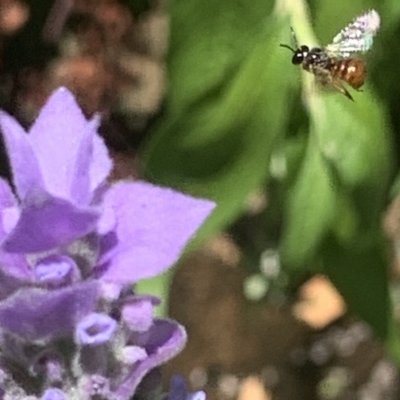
[331,58,366,89]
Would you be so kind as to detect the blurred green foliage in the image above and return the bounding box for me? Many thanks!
[143,1,295,244]
[142,0,400,363]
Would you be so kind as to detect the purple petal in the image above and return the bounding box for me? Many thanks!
[0,260,32,300]
[69,118,111,205]
[0,112,45,200]
[79,375,111,399]
[41,388,66,400]
[31,352,63,383]
[34,255,81,287]
[114,320,187,400]
[27,88,111,204]
[2,190,100,253]
[88,116,112,194]
[165,376,206,400]
[98,182,215,284]
[0,178,17,208]
[190,391,206,400]
[0,281,99,340]
[69,126,92,205]
[120,346,147,364]
[0,179,19,245]
[0,184,33,283]
[75,313,117,346]
[165,376,188,400]
[121,297,155,333]
[28,88,90,202]
[0,206,19,241]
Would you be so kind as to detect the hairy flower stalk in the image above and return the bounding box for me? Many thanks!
[0,88,215,400]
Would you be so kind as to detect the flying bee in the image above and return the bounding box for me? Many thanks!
[280,10,380,101]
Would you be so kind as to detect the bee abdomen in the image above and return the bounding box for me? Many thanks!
[333,59,366,89]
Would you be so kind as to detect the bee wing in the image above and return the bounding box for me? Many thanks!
[325,9,380,57]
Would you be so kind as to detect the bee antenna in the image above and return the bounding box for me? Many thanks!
[290,27,299,47]
[279,43,296,53]
[280,27,299,52]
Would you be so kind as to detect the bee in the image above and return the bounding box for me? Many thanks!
[280,10,380,101]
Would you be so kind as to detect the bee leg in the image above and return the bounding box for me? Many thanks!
[341,87,354,101]
[332,79,354,101]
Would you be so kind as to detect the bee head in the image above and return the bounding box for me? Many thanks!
[292,45,309,64]
[279,44,309,65]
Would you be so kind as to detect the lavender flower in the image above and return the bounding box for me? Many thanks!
[164,376,205,400]
[0,88,215,400]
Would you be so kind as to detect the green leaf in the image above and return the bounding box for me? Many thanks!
[281,79,393,338]
[318,94,393,338]
[390,172,400,198]
[280,135,338,267]
[265,0,395,361]
[143,12,296,244]
[166,0,274,116]
[313,93,393,229]
[322,235,390,338]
